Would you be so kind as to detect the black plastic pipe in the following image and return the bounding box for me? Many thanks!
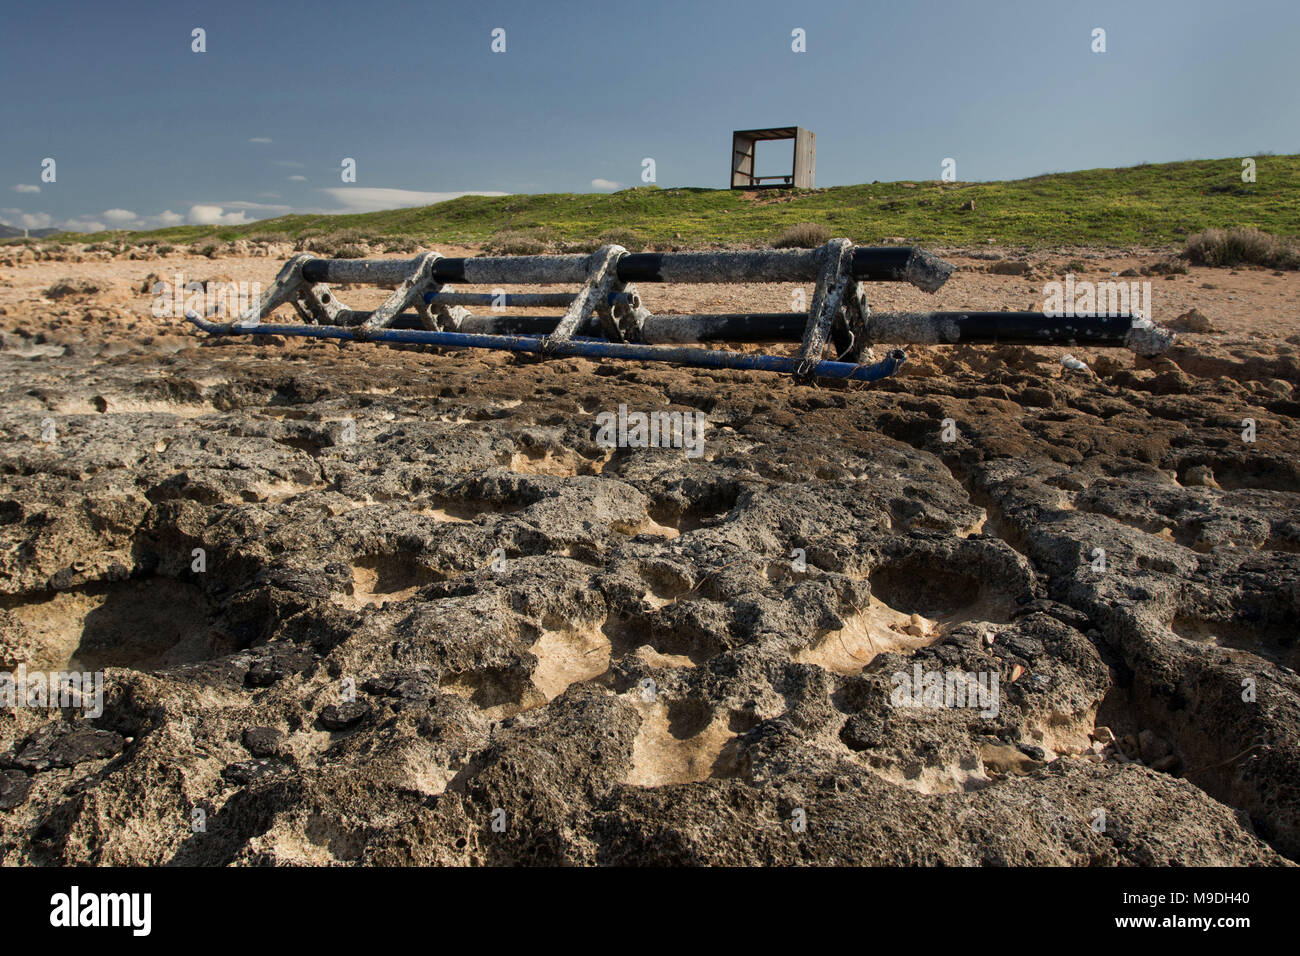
[361,310,1151,347]
[299,246,955,292]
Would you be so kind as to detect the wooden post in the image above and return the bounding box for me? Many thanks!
[793,127,816,188]
[731,131,756,187]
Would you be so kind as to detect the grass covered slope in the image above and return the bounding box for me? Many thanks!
[31,154,1300,249]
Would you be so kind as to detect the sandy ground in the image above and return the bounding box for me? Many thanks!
[0,241,1297,866]
[2,242,1297,347]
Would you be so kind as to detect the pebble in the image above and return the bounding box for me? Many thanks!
[320,701,371,731]
[9,723,125,771]
[1017,743,1047,761]
[0,769,31,810]
[242,726,286,758]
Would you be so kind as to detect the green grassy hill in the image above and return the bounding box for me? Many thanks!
[21,154,1300,249]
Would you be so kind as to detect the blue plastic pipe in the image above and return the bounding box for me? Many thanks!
[186,313,905,383]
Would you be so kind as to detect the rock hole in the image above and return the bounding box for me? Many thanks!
[346,555,440,607]
[527,621,613,701]
[1171,615,1297,671]
[794,596,941,675]
[2,578,235,672]
[624,698,739,787]
[869,557,1016,624]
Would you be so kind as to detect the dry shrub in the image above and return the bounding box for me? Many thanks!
[1184,227,1300,269]
[45,278,105,299]
[772,223,831,248]
[293,230,376,257]
[244,231,292,244]
[381,237,422,254]
[593,229,647,252]
[559,230,648,254]
[484,228,553,255]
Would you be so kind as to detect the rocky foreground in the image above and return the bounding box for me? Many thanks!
[0,248,1297,865]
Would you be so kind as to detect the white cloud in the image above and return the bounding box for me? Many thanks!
[272,160,304,168]
[63,218,108,233]
[3,205,238,233]
[590,178,623,191]
[188,204,249,226]
[318,187,507,213]
[219,200,290,213]
[0,209,55,230]
[12,211,53,229]
[11,184,40,194]
[249,137,273,144]
[287,175,308,182]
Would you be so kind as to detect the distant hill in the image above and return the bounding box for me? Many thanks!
[22,155,1300,249]
[0,223,60,239]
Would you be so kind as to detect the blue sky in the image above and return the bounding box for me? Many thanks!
[2,0,1297,232]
